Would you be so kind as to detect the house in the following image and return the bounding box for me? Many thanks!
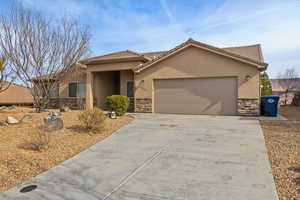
[51,38,268,116]
[0,82,33,106]
[270,78,300,104]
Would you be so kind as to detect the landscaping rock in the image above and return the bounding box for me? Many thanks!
[20,114,34,123]
[0,106,7,110]
[292,92,300,106]
[49,111,61,117]
[8,105,16,110]
[60,105,70,112]
[43,116,64,132]
[6,116,19,124]
[0,121,8,126]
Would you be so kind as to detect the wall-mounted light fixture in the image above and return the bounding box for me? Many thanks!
[245,75,252,81]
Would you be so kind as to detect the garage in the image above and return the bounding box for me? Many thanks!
[154,77,238,115]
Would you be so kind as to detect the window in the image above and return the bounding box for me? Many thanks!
[127,81,134,97]
[69,83,86,97]
[44,82,59,97]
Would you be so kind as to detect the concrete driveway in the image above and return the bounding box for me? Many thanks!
[1,114,278,200]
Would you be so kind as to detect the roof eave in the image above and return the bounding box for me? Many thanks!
[85,56,148,65]
[134,42,268,73]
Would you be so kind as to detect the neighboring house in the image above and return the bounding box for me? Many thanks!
[270,78,300,104]
[50,38,268,116]
[0,82,33,105]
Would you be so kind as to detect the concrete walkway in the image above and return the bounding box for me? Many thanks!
[1,114,278,200]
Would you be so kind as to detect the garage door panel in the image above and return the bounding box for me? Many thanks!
[154,77,237,115]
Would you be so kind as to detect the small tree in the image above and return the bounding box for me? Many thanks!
[0,56,15,93]
[0,6,91,112]
[277,68,299,105]
[261,72,272,96]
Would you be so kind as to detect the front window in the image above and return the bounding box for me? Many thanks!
[127,81,134,97]
[44,82,59,97]
[69,83,86,97]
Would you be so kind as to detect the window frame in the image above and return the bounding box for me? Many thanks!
[68,83,78,97]
[127,81,134,97]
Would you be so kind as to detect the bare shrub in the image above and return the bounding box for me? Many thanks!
[78,108,107,134]
[19,124,50,151]
[277,68,299,105]
[0,56,15,94]
[0,6,91,111]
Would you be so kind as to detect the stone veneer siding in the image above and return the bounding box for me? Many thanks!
[127,97,134,112]
[49,98,92,109]
[135,98,152,113]
[238,98,260,116]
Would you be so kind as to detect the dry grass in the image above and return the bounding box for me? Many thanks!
[18,124,50,151]
[279,106,300,121]
[260,106,300,200]
[0,106,133,192]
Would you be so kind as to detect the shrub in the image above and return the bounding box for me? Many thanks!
[19,124,50,151]
[106,95,129,116]
[78,108,107,133]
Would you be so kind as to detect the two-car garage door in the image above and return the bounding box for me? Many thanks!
[154,77,237,115]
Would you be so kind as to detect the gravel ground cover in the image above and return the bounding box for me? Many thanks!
[260,106,300,200]
[0,106,133,192]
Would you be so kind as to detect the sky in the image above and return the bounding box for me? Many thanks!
[0,0,300,78]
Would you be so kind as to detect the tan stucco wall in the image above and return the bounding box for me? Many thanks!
[93,71,119,108]
[87,61,142,72]
[58,63,135,109]
[135,46,260,100]
[59,70,87,97]
[0,83,33,104]
[120,70,134,96]
[92,70,133,109]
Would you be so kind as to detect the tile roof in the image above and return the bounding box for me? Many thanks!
[80,50,149,64]
[78,38,268,72]
[223,44,264,63]
[270,78,300,91]
[133,39,268,72]
[0,82,33,104]
[141,51,167,60]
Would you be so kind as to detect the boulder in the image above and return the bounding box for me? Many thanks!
[0,106,7,110]
[20,114,34,123]
[292,92,300,106]
[0,121,8,126]
[6,116,19,124]
[60,105,70,112]
[49,111,61,117]
[43,116,64,132]
[8,105,16,110]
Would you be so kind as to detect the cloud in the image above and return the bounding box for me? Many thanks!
[19,0,99,18]
[13,0,300,77]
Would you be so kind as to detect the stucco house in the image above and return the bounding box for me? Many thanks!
[0,82,33,106]
[51,38,268,116]
[270,78,300,105]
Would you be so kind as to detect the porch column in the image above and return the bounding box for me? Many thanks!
[86,71,94,109]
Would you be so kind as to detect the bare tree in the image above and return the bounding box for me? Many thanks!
[277,68,299,105]
[0,56,15,93]
[0,6,91,112]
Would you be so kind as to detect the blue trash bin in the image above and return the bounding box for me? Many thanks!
[261,96,280,117]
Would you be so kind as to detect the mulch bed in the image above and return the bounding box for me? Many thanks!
[0,107,133,192]
[260,106,300,200]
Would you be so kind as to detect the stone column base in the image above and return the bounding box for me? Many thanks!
[48,98,90,109]
[238,98,260,116]
[135,98,152,113]
[128,97,134,112]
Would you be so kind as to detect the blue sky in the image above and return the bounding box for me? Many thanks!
[1,0,300,78]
